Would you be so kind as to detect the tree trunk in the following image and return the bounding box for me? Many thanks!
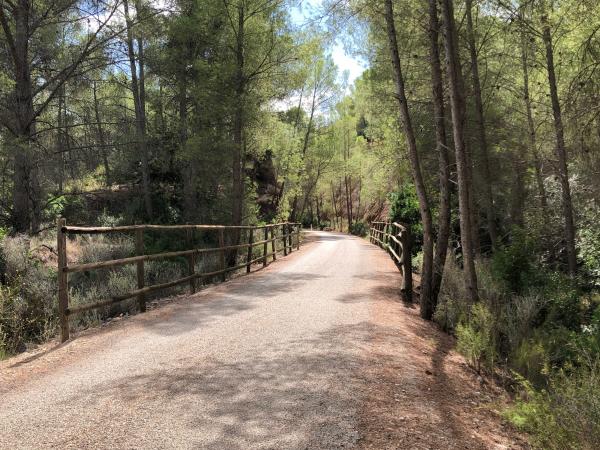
[179,72,197,222]
[57,86,65,193]
[520,24,547,212]
[541,12,577,274]
[227,3,246,265]
[290,78,318,222]
[316,195,321,228]
[7,0,43,233]
[232,3,245,228]
[384,0,435,317]
[510,155,525,228]
[440,0,478,302]
[465,0,497,248]
[331,182,339,230]
[428,0,451,307]
[93,81,111,186]
[124,0,152,219]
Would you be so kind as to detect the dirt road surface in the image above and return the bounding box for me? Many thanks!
[0,231,526,449]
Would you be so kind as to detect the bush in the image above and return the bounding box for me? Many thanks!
[456,303,496,373]
[0,236,56,357]
[506,360,600,449]
[491,228,538,294]
[349,221,367,237]
[388,185,422,254]
[434,256,468,332]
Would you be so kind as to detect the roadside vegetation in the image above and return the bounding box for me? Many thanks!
[0,0,599,447]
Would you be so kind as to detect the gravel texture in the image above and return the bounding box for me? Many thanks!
[1,232,373,449]
[0,231,526,449]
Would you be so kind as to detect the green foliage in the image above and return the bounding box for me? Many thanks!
[0,237,56,356]
[388,185,422,253]
[456,303,496,373]
[434,256,469,332]
[491,228,538,294]
[506,362,600,450]
[349,220,367,236]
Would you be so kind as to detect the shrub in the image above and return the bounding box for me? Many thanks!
[434,256,468,332]
[349,221,367,237]
[0,236,56,356]
[491,228,538,294]
[506,361,600,449]
[456,303,496,373]
[388,185,422,254]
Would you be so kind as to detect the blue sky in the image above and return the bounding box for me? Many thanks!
[289,1,367,86]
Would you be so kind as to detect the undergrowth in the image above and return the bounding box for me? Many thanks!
[0,223,245,359]
[435,230,600,448]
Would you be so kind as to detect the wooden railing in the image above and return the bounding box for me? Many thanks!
[57,219,302,342]
[369,221,413,302]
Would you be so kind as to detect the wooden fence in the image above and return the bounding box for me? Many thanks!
[57,219,302,342]
[369,221,413,301]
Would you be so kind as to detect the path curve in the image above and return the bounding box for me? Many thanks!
[0,231,525,449]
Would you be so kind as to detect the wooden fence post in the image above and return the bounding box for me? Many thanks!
[246,227,254,273]
[263,226,268,267]
[288,223,293,253]
[57,218,70,342]
[135,228,146,312]
[271,226,277,261]
[283,224,288,256]
[186,227,196,294]
[296,224,300,250]
[218,228,226,281]
[384,222,390,246]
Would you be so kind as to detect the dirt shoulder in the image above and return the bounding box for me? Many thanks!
[357,269,529,449]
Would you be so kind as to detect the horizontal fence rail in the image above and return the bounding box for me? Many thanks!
[369,221,413,302]
[57,218,302,342]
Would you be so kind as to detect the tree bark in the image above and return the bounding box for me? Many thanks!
[465,0,497,248]
[384,0,435,317]
[520,24,547,212]
[93,81,111,186]
[7,0,41,232]
[232,3,245,229]
[541,11,577,274]
[440,0,479,302]
[124,0,152,219]
[428,0,451,307]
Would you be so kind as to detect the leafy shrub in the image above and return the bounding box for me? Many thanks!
[388,184,422,254]
[491,228,538,294]
[0,236,56,356]
[502,294,547,352]
[412,251,423,274]
[506,361,600,449]
[434,256,468,332]
[349,221,367,236]
[538,271,583,331]
[456,303,496,373]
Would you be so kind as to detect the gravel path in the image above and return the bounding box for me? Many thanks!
[0,231,525,449]
[1,232,377,449]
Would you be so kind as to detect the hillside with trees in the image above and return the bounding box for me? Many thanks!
[0,0,599,447]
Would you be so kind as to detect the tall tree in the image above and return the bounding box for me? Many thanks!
[124,0,153,218]
[440,0,479,302]
[428,0,451,305]
[540,5,577,274]
[0,0,120,231]
[465,0,497,247]
[383,0,435,317]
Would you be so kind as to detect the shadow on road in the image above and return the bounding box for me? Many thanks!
[61,322,382,449]
[143,272,325,337]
